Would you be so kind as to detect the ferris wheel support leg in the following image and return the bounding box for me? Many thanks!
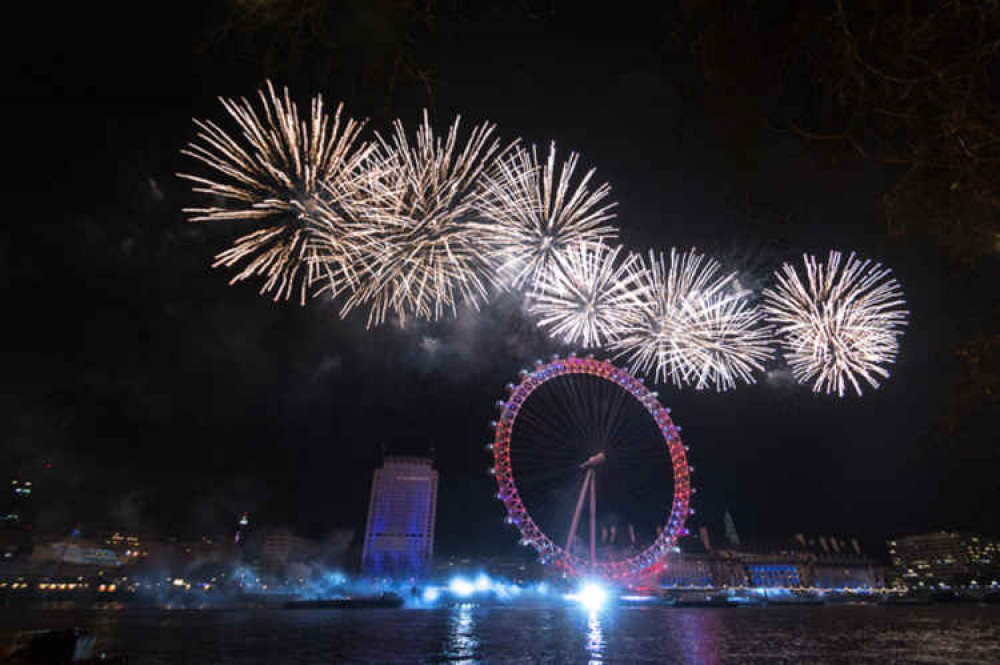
[589,469,597,565]
[566,470,592,555]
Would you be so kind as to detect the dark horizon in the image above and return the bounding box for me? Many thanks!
[4,2,997,561]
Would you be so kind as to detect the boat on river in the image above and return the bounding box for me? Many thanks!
[283,593,404,609]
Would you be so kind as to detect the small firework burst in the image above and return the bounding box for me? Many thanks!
[476,143,618,289]
[528,242,645,348]
[340,111,513,327]
[178,81,374,303]
[761,251,908,397]
[611,249,773,391]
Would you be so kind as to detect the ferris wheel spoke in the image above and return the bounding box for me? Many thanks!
[550,375,593,448]
[601,384,634,450]
[514,407,583,453]
[521,386,591,448]
[512,425,582,456]
[494,357,690,578]
[561,372,597,446]
[513,467,582,490]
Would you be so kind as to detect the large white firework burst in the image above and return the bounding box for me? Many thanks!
[611,248,774,391]
[339,112,512,327]
[178,81,375,304]
[761,251,908,397]
[529,242,645,348]
[476,143,618,289]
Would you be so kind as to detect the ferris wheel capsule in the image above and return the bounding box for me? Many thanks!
[495,400,506,410]
[505,383,516,393]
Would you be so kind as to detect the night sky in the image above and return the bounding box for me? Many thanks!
[4,3,997,558]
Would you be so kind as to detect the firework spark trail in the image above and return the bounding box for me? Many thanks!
[476,143,618,289]
[761,251,908,397]
[610,248,773,391]
[178,81,375,304]
[528,242,645,348]
[339,111,514,327]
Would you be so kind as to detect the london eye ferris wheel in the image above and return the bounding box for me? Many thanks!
[489,355,693,580]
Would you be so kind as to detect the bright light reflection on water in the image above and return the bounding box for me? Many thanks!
[5,605,1000,663]
[446,603,478,663]
[586,610,604,664]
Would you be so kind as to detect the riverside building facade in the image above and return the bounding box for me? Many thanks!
[361,456,438,578]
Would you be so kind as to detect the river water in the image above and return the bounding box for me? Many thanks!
[3,604,1000,663]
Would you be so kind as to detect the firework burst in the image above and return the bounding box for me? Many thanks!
[611,249,773,391]
[476,143,618,289]
[761,251,908,397]
[528,242,645,348]
[339,111,512,327]
[178,81,374,303]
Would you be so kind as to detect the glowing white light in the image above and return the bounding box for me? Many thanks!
[449,577,475,598]
[474,573,491,592]
[529,241,645,347]
[422,586,441,603]
[179,81,377,304]
[761,250,908,397]
[476,143,618,289]
[575,582,608,611]
[611,247,773,390]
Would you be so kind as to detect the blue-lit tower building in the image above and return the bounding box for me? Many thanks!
[361,456,438,578]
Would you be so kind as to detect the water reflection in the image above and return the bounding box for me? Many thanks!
[675,610,723,665]
[445,604,479,663]
[586,610,604,664]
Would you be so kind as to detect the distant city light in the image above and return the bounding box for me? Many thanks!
[422,586,441,603]
[475,573,491,592]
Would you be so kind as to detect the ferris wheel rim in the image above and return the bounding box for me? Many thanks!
[491,355,692,579]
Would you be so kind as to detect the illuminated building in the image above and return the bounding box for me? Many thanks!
[103,533,148,562]
[5,478,34,528]
[1,478,35,561]
[234,512,250,547]
[889,532,1000,587]
[361,456,438,578]
[660,528,883,589]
